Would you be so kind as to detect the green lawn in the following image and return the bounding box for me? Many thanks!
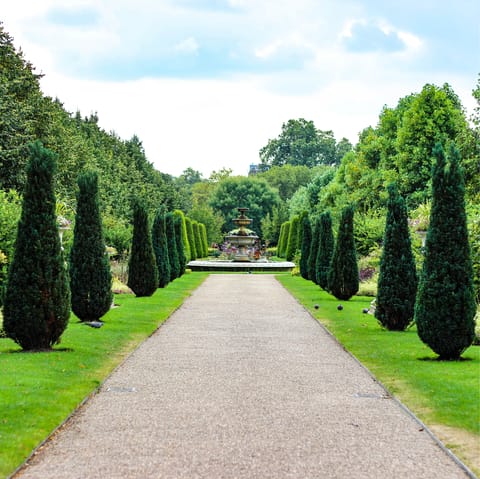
[0,272,208,478]
[277,274,480,474]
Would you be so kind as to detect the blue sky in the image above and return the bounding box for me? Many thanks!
[2,0,479,176]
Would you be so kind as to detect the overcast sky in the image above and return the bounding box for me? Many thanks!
[2,0,479,177]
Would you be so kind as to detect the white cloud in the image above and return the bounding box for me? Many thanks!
[174,37,200,55]
[2,0,477,178]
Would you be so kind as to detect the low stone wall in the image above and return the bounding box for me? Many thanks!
[187,260,295,272]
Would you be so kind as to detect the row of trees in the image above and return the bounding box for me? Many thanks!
[279,142,476,359]
[3,141,208,350]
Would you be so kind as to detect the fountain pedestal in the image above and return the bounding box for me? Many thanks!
[225,207,259,262]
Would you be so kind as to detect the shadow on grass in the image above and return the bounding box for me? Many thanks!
[417,356,474,362]
[4,347,74,354]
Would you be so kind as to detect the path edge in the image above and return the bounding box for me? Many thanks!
[9,275,208,479]
[274,275,478,479]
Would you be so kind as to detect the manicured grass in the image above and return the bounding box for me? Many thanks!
[277,274,480,473]
[0,272,208,478]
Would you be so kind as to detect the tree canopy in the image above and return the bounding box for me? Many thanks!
[259,119,352,170]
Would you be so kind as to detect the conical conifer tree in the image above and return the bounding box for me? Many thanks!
[328,205,359,300]
[186,217,197,260]
[415,143,476,359]
[173,210,191,262]
[300,216,312,279]
[152,209,170,288]
[376,184,417,331]
[285,215,300,261]
[308,218,320,284]
[70,171,112,322]
[316,211,335,290]
[192,221,203,260]
[3,141,70,350]
[278,221,290,258]
[166,212,180,281]
[174,215,186,276]
[127,201,158,296]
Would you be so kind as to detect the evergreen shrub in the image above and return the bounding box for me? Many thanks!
[3,142,70,350]
[375,184,417,331]
[127,201,158,296]
[328,205,359,300]
[70,171,113,322]
[415,144,476,359]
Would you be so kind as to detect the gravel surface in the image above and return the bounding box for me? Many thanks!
[16,275,472,478]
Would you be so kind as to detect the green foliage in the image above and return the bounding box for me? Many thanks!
[199,223,209,257]
[316,211,335,290]
[174,215,186,276]
[328,206,359,300]
[209,176,280,238]
[165,212,180,281]
[3,142,70,350]
[0,25,43,192]
[467,205,480,302]
[307,218,320,284]
[152,210,170,288]
[173,210,191,263]
[188,204,223,245]
[259,119,352,169]
[396,84,468,206]
[192,221,203,260]
[0,190,21,301]
[102,214,132,259]
[299,216,311,280]
[127,201,158,296]
[415,144,476,359]
[375,184,417,331]
[353,211,386,257]
[278,221,290,258]
[285,215,300,261]
[185,216,197,260]
[69,171,112,322]
[257,164,315,201]
[260,202,289,246]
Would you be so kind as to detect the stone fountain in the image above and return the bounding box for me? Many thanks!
[224,207,259,262]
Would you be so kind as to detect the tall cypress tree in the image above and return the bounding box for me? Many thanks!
[173,210,191,263]
[308,218,320,284]
[127,201,158,296]
[277,222,286,256]
[285,215,300,261]
[3,141,70,350]
[174,215,186,276]
[199,223,209,257]
[166,212,180,281]
[279,221,290,258]
[328,205,359,300]
[415,143,476,359]
[316,211,335,291]
[152,209,170,288]
[70,171,112,322]
[192,221,203,260]
[376,184,417,331]
[299,216,312,280]
[186,217,197,260]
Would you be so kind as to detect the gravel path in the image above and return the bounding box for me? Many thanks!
[17,275,472,478]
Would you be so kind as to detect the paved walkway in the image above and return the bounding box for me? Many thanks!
[17,275,472,478]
